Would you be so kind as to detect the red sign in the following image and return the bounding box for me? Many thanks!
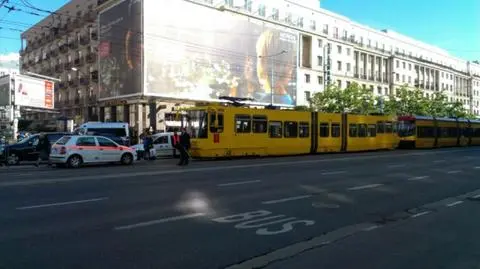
[44,81,54,109]
[213,133,220,143]
[98,41,111,58]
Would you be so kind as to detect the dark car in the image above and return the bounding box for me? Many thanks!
[2,132,71,165]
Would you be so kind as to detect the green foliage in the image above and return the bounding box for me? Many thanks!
[311,83,476,119]
[293,105,311,111]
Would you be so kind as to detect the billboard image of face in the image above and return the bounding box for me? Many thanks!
[98,0,143,100]
[14,75,54,109]
[144,0,298,106]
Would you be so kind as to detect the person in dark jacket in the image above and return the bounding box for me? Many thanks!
[177,128,191,166]
[35,133,51,167]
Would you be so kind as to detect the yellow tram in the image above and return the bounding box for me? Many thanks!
[397,115,480,148]
[185,103,399,158]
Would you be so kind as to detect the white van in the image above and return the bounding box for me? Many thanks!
[75,122,131,146]
[131,132,179,159]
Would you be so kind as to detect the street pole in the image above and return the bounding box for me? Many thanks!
[271,56,274,106]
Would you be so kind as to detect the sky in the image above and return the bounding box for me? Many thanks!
[0,0,478,64]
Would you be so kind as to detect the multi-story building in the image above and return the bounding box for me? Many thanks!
[19,0,99,123]
[19,0,480,133]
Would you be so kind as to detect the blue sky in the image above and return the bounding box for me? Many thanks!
[0,0,478,61]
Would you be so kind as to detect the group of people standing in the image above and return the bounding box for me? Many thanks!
[141,128,191,166]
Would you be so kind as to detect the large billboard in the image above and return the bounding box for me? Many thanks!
[0,75,10,106]
[98,0,143,100]
[13,75,54,109]
[143,0,298,106]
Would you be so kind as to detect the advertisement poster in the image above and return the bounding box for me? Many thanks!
[14,75,55,109]
[0,75,10,106]
[143,0,298,106]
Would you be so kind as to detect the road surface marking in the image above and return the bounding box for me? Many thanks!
[411,211,430,218]
[218,180,261,187]
[408,176,430,181]
[473,194,480,199]
[114,213,206,231]
[0,148,477,188]
[433,160,446,163]
[363,225,380,231]
[262,195,313,205]
[347,184,383,191]
[446,201,463,207]
[447,170,461,174]
[16,197,108,210]
[474,167,480,169]
[320,171,346,176]
[387,164,406,168]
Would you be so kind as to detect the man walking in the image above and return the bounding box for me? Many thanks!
[177,128,191,166]
[35,133,51,167]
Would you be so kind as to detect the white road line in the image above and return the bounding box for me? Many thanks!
[474,167,480,169]
[262,195,313,205]
[473,194,480,199]
[321,171,347,176]
[408,176,430,181]
[447,170,462,174]
[114,213,206,231]
[363,225,381,231]
[218,180,261,187]
[16,197,108,210]
[446,201,464,207]
[411,211,431,218]
[347,184,383,191]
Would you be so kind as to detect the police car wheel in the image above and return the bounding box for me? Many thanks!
[121,153,133,165]
[67,155,82,168]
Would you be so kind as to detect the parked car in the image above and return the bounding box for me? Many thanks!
[2,132,71,165]
[131,132,179,160]
[50,135,137,168]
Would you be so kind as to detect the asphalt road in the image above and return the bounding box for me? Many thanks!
[0,148,479,269]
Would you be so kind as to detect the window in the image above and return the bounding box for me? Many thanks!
[252,115,267,133]
[368,124,376,137]
[408,76,411,83]
[97,137,117,147]
[269,121,282,138]
[337,45,342,54]
[377,121,385,133]
[235,115,251,133]
[317,55,323,66]
[417,126,435,138]
[396,60,399,68]
[409,63,412,71]
[396,73,400,81]
[310,20,316,30]
[358,124,367,137]
[305,74,310,83]
[319,122,329,137]
[349,124,357,137]
[76,136,96,146]
[87,128,126,137]
[331,123,341,137]
[154,136,168,144]
[217,113,224,132]
[318,76,323,84]
[55,136,71,145]
[346,63,351,72]
[318,39,323,47]
[385,121,393,133]
[402,62,406,69]
[402,75,405,82]
[209,113,224,133]
[284,121,298,138]
[299,122,309,138]
[346,48,351,56]
[337,61,342,71]
[377,86,382,95]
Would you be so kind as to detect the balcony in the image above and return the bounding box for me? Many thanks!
[86,52,97,63]
[80,76,90,85]
[64,62,73,71]
[91,70,98,82]
[74,57,84,67]
[59,44,68,53]
[68,41,78,49]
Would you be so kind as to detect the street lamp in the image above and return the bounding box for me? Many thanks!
[258,50,287,106]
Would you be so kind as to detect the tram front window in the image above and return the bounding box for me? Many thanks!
[187,110,208,138]
[398,121,416,137]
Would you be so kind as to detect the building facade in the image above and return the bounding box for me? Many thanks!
[19,0,480,135]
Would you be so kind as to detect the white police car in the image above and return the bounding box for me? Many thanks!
[50,135,137,168]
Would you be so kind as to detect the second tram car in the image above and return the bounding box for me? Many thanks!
[185,104,399,158]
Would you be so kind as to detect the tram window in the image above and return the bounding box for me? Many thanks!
[377,121,385,133]
[299,122,310,138]
[253,115,268,133]
[210,114,217,133]
[331,123,341,137]
[358,124,367,137]
[392,121,398,133]
[349,124,357,137]
[385,121,393,133]
[217,113,224,133]
[319,122,329,137]
[235,115,251,133]
[269,121,283,138]
[284,121,298,138]
[417,126,435,138]
[368,124,376,137]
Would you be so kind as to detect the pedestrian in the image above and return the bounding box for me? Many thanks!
[35,133,51,167]
[177,128,191,166]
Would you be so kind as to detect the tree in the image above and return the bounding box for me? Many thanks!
[311,82,376,114]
